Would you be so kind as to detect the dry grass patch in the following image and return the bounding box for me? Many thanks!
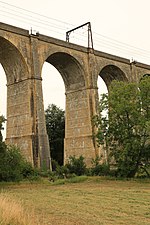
[0,193,40,225]
[0,177,150,225]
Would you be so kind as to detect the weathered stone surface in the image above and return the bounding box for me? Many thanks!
[0,22,150,167]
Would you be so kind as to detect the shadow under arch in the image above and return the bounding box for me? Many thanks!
[0,36,29,84]
[143,74,150,77]
[99,64,128,89]
[139,73,150,82]
[46,52,85,92]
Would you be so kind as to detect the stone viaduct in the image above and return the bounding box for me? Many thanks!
[0,22,150,168]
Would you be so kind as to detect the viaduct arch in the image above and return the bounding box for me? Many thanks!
[0,22,150,168]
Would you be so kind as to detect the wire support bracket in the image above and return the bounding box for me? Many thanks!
[66,22,94,50]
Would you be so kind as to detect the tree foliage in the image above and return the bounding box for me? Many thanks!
[45,104,65,165]
[93,77,150,177]
[0,115,6,142]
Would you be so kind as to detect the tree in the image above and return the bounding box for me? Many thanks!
[0,116,7,158]
[0,115,6,142]
[45,104,65,165]
[93,77,150,177]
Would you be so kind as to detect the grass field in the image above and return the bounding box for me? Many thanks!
[0,177,150,225]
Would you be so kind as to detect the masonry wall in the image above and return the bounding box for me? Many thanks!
[6,79,34,163]
[65,89,96,165]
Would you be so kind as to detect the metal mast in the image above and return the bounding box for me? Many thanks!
[66,22,94,49]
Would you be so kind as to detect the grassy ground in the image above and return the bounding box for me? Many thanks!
[0,177,150,225]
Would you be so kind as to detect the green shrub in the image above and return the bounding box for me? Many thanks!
[66,155,87,176]
[0,145,36,182]
[51,159,70,179]
[0,146,24,182]
[37,169,50,178]
[91,157,110,176]
[21,161,35,178]
[51,159,60,171]
[48,171,58,182]
[56,165,69,179]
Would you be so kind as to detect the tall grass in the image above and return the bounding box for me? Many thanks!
[0,193,40,225]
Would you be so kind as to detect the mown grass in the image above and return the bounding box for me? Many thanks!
[0,177,150,225]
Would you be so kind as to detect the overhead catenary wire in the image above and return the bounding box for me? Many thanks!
[0,9,67,34]
[0,1,75,38]
[93,32,150,54]
[0,0,74,28]
[68,32,150,61]
[70,30,150,59]
[0,11,64,38]
[0,0,150,64]
[0,1,147,49]
[93,37,150,58]
[0,9,67,31]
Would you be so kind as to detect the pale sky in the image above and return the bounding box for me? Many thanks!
[1,0,150,137]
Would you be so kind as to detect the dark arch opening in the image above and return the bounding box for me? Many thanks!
[139,73,150,83]
[99,64,127,89]
[0,37,28,85]
[42,52,85,165]
[46,52,85,91]
[98,65,127,112]
[143,74,150,77]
